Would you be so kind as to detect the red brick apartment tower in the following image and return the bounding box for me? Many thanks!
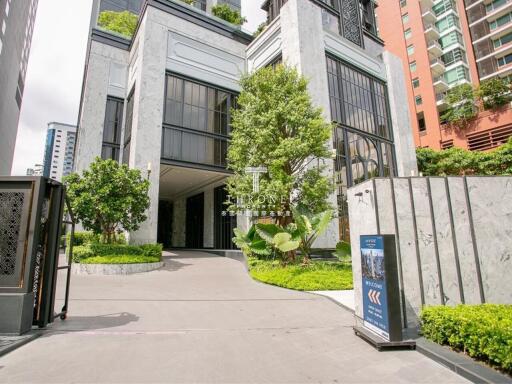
[377,0,512,151]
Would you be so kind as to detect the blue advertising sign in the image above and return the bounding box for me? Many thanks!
[360,235,390,340]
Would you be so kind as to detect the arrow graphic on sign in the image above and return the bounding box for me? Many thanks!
[368,289,382,305]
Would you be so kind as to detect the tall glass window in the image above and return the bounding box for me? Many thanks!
[326,55,396,241]
[102,97,124,161]
[123,88,135,165]
[162,74,236,168]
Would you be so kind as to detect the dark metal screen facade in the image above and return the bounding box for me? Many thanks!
[326,55,397,241]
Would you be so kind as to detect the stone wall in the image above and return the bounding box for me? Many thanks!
[348,177,512,328]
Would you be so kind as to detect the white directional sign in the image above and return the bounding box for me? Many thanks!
[368,289,381,306]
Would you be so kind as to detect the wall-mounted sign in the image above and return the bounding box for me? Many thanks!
[360,235,402,342]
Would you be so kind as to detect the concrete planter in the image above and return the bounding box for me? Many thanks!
[72,261,164,275]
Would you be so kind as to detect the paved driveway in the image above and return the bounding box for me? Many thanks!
[0,251,467,383]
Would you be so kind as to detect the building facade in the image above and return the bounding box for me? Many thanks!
[0,0,38,175]
[42,122,77,182]
[377,0,512,151]
[75,0,417,248]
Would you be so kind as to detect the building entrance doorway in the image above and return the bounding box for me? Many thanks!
[186,193,204,248]
[214,185,236,249]
[157,200,173,248]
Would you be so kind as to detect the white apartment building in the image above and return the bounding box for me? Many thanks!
[43,122,77,182]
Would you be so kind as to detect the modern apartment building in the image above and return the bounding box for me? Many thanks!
[0,0,38,175]
[42,122,77,182]
[377,0,512,151]
[74,0,417,248]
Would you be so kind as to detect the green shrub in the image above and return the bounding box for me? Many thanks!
[416,137,512,176]
[211,4,246,25]
[81,255,161,265]
[139,244,163,258]
[98,11,138,38]
[72,243,162,263]
[421,304,512,372]
[248,258,353,291]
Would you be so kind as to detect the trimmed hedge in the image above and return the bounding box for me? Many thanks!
[73,243,163,264]
[421,305,512,372]
[81,255,161,265]
[64,231,126,247]
[248,258,353,291]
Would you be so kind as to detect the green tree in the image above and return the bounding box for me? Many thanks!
[226,65,333,224]
[211,4,246,25]
[476,77,511,110]
[64,158,150,244]
[441,83,477,127]
[98,11,138,38]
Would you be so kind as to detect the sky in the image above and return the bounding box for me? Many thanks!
[11,0,267,175]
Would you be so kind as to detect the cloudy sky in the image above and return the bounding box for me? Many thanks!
[12,0,266,175]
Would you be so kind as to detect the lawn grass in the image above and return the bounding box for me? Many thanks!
[80,255,161,265]
[248,258,353,291]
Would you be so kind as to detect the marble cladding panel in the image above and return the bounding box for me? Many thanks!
[246,18,282,71]
[172,198,186,248]
[375,179,394,234]
[411,178,442,307]
[447,177,482,304]
[467,177,512,304]
[167,31,245,91]
[129,9,168,244]
[429,178,462,306]
[204,188,214,248]
[348,180,378,318]
[392,178,422,327]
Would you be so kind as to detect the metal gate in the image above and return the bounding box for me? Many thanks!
[0,177,73,334]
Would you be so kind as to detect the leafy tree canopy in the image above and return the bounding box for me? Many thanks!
[226,65,333,220]
[416,137,512,176]
[476,77,511,110]
[64,158,150,243]
[441,83,477,127]
[211,4,246,25]
[98,11,138,39]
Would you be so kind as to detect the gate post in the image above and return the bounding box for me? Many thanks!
[0,177,65,335]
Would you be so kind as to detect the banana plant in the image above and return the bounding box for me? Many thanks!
[255,223,300,255]
[232,226,271,257]
[291,208,333,261]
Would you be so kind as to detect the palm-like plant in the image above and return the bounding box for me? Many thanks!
[290,208,333,263]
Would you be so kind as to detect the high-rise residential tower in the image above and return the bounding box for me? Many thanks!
[42,122,77,182]
[0,0,39,175]
[377,0,512,151]
[75,0,417,247]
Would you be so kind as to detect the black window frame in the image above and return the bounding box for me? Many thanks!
[102,96,125,161]
[161,73,237,170]
[123,86,135,165]
[327,54,397,241]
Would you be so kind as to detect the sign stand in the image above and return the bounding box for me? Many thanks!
[354,235,416,350]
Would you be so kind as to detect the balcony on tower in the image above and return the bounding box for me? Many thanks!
[433,75,449,92]
[427,40,443,57]
[424,23,440,40]
[430,57,446,75]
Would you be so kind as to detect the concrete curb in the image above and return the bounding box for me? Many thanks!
[416,338,512,384]
[71,262,164,275]
[0,332,41,358]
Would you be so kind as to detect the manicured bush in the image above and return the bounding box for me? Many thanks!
[211,4,246,25]
[98,11,138,38]
[421,304,512,372]
[81,255,161,265]
[416,137,512,176]
[72,243,162,264]
[65,231,101,247]
[248,258,353,291]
